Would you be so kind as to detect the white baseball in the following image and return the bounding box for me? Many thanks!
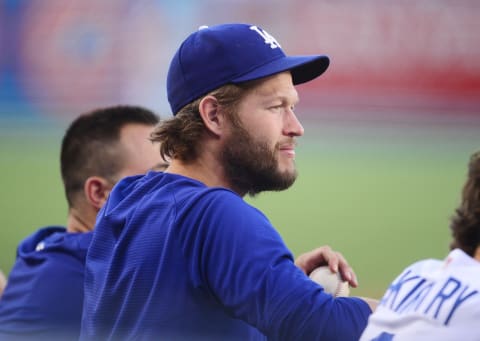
[309,266,350,297]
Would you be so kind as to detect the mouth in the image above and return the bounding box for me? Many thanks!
[279,145,296,157]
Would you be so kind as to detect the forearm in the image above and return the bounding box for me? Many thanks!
[250,265,372,341]
[283,296,372,341]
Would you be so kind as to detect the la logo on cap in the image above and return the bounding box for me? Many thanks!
[249,26,281,49]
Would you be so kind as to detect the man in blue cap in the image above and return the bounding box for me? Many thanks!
[81,23,377,340]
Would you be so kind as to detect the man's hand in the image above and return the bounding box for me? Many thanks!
[295,245,358,288]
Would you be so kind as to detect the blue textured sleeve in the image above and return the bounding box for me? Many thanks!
[178,190,371,340]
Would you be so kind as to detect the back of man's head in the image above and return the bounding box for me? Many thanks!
[60,105,159,208]
[450,151,480,256]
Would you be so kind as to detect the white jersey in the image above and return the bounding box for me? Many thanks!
[360,249,480,341]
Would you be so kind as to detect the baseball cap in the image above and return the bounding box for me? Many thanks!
[167,23,330,114]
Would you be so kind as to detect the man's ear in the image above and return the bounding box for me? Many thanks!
[198,95,225,137]
[84,176,113,210]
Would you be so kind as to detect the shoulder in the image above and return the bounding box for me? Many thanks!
[172,186,282,252]
[1,233,87,321]
[405,258,442,273]
[37,230,92,260]
[181,188,272,235]
[16,226,67,258]
[17,226,66,253]
[17,227,91,267]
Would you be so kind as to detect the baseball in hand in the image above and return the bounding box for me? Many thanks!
[309,266,350,297]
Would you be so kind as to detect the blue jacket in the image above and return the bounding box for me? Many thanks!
[0,226,92,340]
[81,172,371,340]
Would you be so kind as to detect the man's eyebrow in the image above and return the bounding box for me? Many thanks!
[262,93,299,104]
[271,96,299,107]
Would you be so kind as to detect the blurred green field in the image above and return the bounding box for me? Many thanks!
[0,117,478,299]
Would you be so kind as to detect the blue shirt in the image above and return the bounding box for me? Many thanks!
[0,226,92,340]
[81,172,371,340]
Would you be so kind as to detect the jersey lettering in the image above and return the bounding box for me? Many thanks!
[396,282,434,314]
[249,26,281,49]
[440,282,477,325]
[380,270,420,309]
[379,270,479,326]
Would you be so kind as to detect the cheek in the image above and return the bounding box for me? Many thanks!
[264,127,282,149]
[249,127,278,150]
[246,117,281,143]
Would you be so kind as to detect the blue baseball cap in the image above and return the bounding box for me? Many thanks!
[167,23,330,114]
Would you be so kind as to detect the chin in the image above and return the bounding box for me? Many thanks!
[278,163,296,175]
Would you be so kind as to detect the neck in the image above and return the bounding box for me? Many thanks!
[66,207,94,233]
[166,149,244,196]
[166,159,227,189]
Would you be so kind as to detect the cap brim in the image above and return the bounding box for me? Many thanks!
[231,55,330,85]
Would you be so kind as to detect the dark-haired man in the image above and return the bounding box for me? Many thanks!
[0,105,167,340]
[360,152,480,341]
